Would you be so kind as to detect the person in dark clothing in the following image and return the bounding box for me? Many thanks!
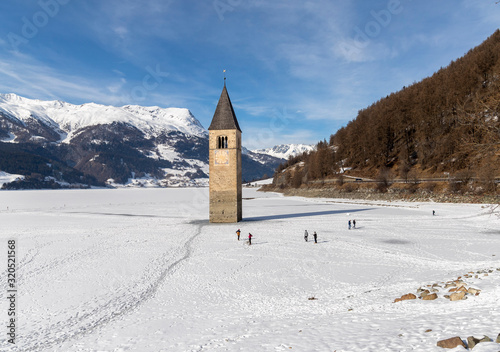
[304,230,309,242]
[236,229,241,240]
[353,219,356,229]
[313,231,317,244]
[248,233,253,245]
[348,220,351,230]
[432,210,435,216]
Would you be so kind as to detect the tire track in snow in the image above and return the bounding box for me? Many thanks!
[15,223,204,352]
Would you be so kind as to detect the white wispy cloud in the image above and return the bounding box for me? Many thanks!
[106,78,127,94]
[112,26,129,40]
[0,53,128,105]
[232,102,272,117]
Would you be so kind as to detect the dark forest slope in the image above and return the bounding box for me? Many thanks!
[273,30,500,192]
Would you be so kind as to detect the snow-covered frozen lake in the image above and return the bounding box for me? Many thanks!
[0,188,499,352]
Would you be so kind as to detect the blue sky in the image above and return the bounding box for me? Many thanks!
[0,1,498,149]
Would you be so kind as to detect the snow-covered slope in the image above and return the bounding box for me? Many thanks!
[253,144,314,160]
[0,171,24,187]
[0,93,207,142]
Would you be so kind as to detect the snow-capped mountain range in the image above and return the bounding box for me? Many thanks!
[0,93,207,142]
[0,93,310,188]
[252,144,314,160]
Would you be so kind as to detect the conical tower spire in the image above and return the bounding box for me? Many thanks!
[208,85,241,132]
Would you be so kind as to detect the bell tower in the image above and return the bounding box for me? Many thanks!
[208,83,242,223]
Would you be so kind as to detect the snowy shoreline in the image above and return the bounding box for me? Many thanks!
[264,186,500,205]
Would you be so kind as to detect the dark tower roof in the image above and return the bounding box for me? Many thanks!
[208,85,242,132]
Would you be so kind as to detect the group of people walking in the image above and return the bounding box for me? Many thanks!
[236,229,252,245]
[236,228,320,245]
[304,230,318,243]
[236,220,360,246]
[348,219,356,230]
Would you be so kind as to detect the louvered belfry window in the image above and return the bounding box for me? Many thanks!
[217,136,228,149]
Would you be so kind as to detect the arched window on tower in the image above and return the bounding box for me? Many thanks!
[217,136,228,149]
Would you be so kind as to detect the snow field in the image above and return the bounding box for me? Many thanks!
[0,188,499,351]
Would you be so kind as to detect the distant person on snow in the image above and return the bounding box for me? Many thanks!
[304,230,309,242]
[236,229,241,241]
[348,220,352,230]
[248,233,253,245]
[433,210,435,216]
[313,231,317,244]
[353,219,356,229]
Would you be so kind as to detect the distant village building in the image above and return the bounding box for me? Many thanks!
[208,83,242,223]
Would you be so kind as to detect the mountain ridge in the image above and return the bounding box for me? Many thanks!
[252,144,314,160]
[0,93,208,142]
[0,94,300,189]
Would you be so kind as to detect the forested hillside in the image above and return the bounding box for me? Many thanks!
[273,30,500,194]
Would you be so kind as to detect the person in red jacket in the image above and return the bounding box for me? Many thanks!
[248,233,253,245]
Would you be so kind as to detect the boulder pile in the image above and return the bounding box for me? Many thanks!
[437,334,500,350]
[393,268,499,303]
[392,268,500,349]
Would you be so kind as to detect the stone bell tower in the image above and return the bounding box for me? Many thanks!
[208,83,242,223]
